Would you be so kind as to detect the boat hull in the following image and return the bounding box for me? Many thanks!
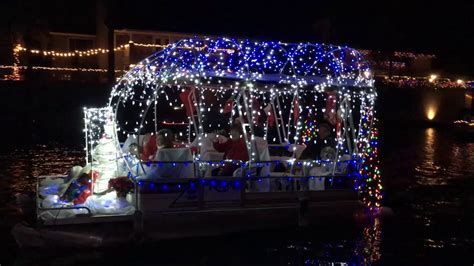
[13,189,363,249]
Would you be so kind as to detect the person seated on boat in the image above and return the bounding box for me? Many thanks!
[140,132,156,161]
[298,122,337,190]
[292,122,335,173]
[299,122,336,161]
[157,128,174,148]
[140,129,174,161]
[122,135,138,155]
[250,125,272,192]
[128,143,139,157]
[143,129,196,178]
[212,123,249,176]
[189,127,227,160]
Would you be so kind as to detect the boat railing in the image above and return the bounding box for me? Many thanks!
[36,176,94,222]
[35,159,360,222]
[133,158,359,196]
[135,158,358,179]
[133,174,355,193]
[135,172,359,212]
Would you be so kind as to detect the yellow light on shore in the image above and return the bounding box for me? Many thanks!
[456,79,463,84]
[426,106,437,120]
[428,74,438,83]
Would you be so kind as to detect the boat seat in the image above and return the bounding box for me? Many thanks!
[142,148,195,179]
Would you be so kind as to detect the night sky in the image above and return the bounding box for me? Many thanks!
[1,0,473,76]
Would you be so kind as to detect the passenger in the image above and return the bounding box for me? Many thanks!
[156,128,174,149]
[189,128,225,159]
[299,122,336,160]
[122,135,138,155]
[298,122,337,191]
[128,143,139,157]
[141,129,174,161]
[212,124,249,176]
[140,133,156,161]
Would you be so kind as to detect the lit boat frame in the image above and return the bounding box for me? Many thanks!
[35,37,379,232]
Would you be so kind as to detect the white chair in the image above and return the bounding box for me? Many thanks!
[190,133,226,158]
[143,148,195,179]
[246,137,271,192]
[189,133,228,178]
[307,167,328,191]
[202,151,225,177]
[288,144,306,159]
[335,154,352,174]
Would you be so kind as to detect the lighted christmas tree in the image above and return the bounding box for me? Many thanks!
[358,127,383,210]
[301,110,318,144]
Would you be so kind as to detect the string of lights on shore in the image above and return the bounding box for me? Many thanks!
[13,42,166,58]
[15,42,437,60]
[358,49,436,60]
[379,76,469,89]
[0,64,125,73]
[9,40,472,90]
[13,41,235,58]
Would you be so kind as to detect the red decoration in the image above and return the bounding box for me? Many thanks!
[61,170,99,204]
[223,96,234,113]
[324,92,337,125]
[336,119,342,139]
[108,176,134,197]
[252,97,261,124]
[324,91,342,137]
[292,97,299,122]
[73,189,91,205]
[264,103,275,127]
[179,87,196,116]
[190,146,199,154]
[141,135,157,161]
[91,170,100,182]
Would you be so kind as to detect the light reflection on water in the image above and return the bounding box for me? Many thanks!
[0,148,84,194]
[379,127,474,264]
[414,128,474,186]
[0,127,473,264]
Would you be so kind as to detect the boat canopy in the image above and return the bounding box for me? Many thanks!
[110,37,373,103]
[94,37,377,174]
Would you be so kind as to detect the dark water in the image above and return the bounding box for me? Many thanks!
[0,126,474,265]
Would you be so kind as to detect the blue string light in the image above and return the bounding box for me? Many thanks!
[234,180,241,188]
